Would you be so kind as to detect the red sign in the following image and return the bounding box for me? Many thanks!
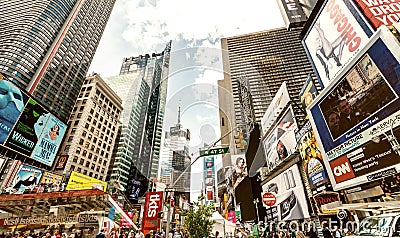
[142,191,163,235]
[329,156,355,183]
[354,0,400,29]
[262,192,276,206]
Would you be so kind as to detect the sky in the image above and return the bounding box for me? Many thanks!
[88,0,285,199]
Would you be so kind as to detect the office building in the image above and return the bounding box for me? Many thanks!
[58,73,122,181]
[0,0,116,122]
[159,107,191,190]
[105,42,171,200]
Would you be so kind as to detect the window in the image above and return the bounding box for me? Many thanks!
[73,156,78,163]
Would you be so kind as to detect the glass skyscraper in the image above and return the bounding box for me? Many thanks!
[0,0,116,122]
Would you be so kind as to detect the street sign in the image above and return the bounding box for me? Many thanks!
[199,147,230,157]
[165,187,176,192]
[262,192,276,207]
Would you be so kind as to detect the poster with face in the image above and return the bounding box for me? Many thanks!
[231,154,247,188]
[0,79,28,144]
[5,98,48,156]
[12,164,43,194]
[40,171,63,185]
[31,114,67,166]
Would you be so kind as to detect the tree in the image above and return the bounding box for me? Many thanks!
[181,195,215,237]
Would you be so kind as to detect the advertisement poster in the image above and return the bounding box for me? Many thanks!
[40,171,63,185]
[353,0,400,29]
[12,164,43,194]
[262,164,310,221]
[128,178,142,202]
[299,75,319,110]
[263,107,298,173]
[304,0,369,87]
[142,191,163,235]
[308,28,400,190]
[5,98,48,156]
[204,156,215,203]
[231,155,248,188]
[31,114,67,166]
[66,171,108,192]
[297,124,330,193]
[55,155,68,169]
[0,79,28,144]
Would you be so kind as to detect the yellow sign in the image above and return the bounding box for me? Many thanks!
[40,171,63,185]
[66,171,108,192]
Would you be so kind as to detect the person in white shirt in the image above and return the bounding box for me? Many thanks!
[134,229,144,238]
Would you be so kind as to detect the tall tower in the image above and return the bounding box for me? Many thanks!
[159,106,191,190]
[105,42,171,201]
[0,0,116,122]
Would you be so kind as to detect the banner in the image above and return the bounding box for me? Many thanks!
[204,156,215,203]
[299,75,318,110]
[66,171,108,192]
[0,79,28,144]
[231,155,248,188]
[262,164,310,221]
[304,0,369,87]
[5,98,48,155]
[11,164,43,194]
[353,0,400,29]
[31,114,67,166]
[142,191,163,235]
[55,155,68,169]
[307,27,400,190]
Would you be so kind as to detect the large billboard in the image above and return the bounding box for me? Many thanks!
[142,191,163,235]
[66,171,108,192]
[353,0,400,29]
[12,164,43,194]
[307,27,400,190]
[304,0,370,88]
[231,154,248,188]
[263,107,298,173]
[262,164,310,221]
[0,79,67,167]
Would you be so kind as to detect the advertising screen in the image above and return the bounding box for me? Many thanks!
[231,154,248,188]
[0,79,28,144]
[66,171,108,192]
[307,27,400,190]
[262,164,310,221]
[12,164,43,194]
[353,0,400,29]
[304,0,369,88]
[263,107,298,173]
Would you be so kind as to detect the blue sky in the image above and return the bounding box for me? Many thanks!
[88,0,285,197]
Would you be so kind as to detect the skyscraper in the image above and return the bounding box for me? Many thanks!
[105,42,171,201]
[0,0,116,122]
[159,106,191,190]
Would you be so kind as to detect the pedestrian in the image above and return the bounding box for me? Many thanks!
[332,226,341,238]
[134,229,144,238]
[322,225,332,238]
[96,229,107,238]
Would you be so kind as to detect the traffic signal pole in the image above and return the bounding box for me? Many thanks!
[165,124,243,236]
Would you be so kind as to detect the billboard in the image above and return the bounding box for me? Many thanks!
[263,107,298,173]
[40,171,63,185]
[55,155,68,169]
[66,171,108,192]
[261,82,291,136]
[353,0,400,29]
[142,191,163,235]
[231,154,248,188]
[31,114,67,166]
[307,27,400,190]
[12,164,43,194]
[299,75,319,110]
[0,79,29,144]
[276,0,308,28]
[304,0,370,87]
[204,156,215,203]
[262,164,310,221]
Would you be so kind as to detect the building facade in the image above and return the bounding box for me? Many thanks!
[0,0,116,122]
[57,73,122,181]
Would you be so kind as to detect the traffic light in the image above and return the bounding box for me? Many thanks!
[234,130,245,149]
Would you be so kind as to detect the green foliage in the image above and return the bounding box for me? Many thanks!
[181,196,216,238]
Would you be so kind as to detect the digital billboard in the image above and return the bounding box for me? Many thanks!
[12,164,43,194]
[307,27,400,190]
[353,0,400,29]
[262,164,310,221]
[263,107,298,173]
[304,0,370,88]
[66,171,108,192]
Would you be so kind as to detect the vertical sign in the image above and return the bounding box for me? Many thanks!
[276,0,308,28]
[204,156,215,204]
[142,191,163,235]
